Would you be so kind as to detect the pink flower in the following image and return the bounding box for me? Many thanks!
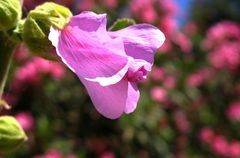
[159,16,177,35]
[78,0,96,11]
[198,128,214,144]
[228,142,240,158]
[208,42,240,71]
[15,112,34,131]
[49,11,165,119]
[174,110,190,134]
[99,152,116,158]
[163,76,176,89]
[150,87,167,103]
[226,101,240,121]
[101,0,118,9]
[34,150,63,158]
[13,57,65,91]
[203,21,240,50]
[186,68,212,87]
[130,0,157,23]
[211,135,228,156]
[150,66,165,81]
[172,32,192,53]
[159,0,178,16]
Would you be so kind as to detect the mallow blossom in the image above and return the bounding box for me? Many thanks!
[49,11,165,119]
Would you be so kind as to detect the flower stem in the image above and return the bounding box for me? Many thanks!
[0,33,17,98]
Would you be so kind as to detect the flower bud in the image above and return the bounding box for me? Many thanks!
[0,0,22,31]
[23,2,72,59]
[0,116,27,153]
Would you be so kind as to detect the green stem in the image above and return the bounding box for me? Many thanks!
[0,33,17,98]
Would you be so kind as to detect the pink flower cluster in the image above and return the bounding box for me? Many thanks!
[150,66,177,108]
[203,21,240,71]
[174,110,190,134]
[23,0,73,10]
[130,0,193,54]
[3,45,65,105]
[199,128,240,157]
[186,68,213,87]
[13,57,65,89]
[78,0,118,11]
[150,66,176,89]
[34,150,77,158]
[130,0,178,34]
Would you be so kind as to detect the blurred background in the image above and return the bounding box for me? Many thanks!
[1,0,240,157]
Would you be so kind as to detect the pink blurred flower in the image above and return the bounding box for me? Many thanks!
[172,32,192,53]
[159,0,178,16]
[186,68,212,87]
[15,112,34,131]
[184,22,198,36]
[23,0,46,10]
[130,0,157,23]
[78,0,96,11]
[150,66,165,81]
[34,150,63,158]
[174,111,190,134]
[158,40,173,53]
[163,76,176,89]
[150,87,167,103]
[14,44,30,62]
[228,141,240,158]
[67,154,78,158]
[211,135,229,156]
[101,0,118,9]
[203,21,240,50]
[227,101,240,121]
[159,16,177,35]
[13,57,65,90]
[208,42,240,71]
[198,128,214,144]
[99,152,116,158]
[49,11,165,119]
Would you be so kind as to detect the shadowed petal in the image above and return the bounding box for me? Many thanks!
[124,82,140,114]
[109,24,165,71]
[81,78,128,119]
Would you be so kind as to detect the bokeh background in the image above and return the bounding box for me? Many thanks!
[1,0,240,157]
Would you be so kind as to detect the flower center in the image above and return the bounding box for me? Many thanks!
[127,66,147,82]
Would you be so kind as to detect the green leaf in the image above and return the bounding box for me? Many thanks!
[109,18,136,31]
[0,116,27,154]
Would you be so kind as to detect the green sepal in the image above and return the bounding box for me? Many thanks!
[109,18,136,31]
[0,116,27,154]
[0,0,22,31]
[23,2,72,60]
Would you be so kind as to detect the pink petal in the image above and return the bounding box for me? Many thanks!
[109,24,165,71]
[124,82,140,114]
[50,26,129,86]
[68,11,111,42]
[81,78,128,119]
[68,11,107,32]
